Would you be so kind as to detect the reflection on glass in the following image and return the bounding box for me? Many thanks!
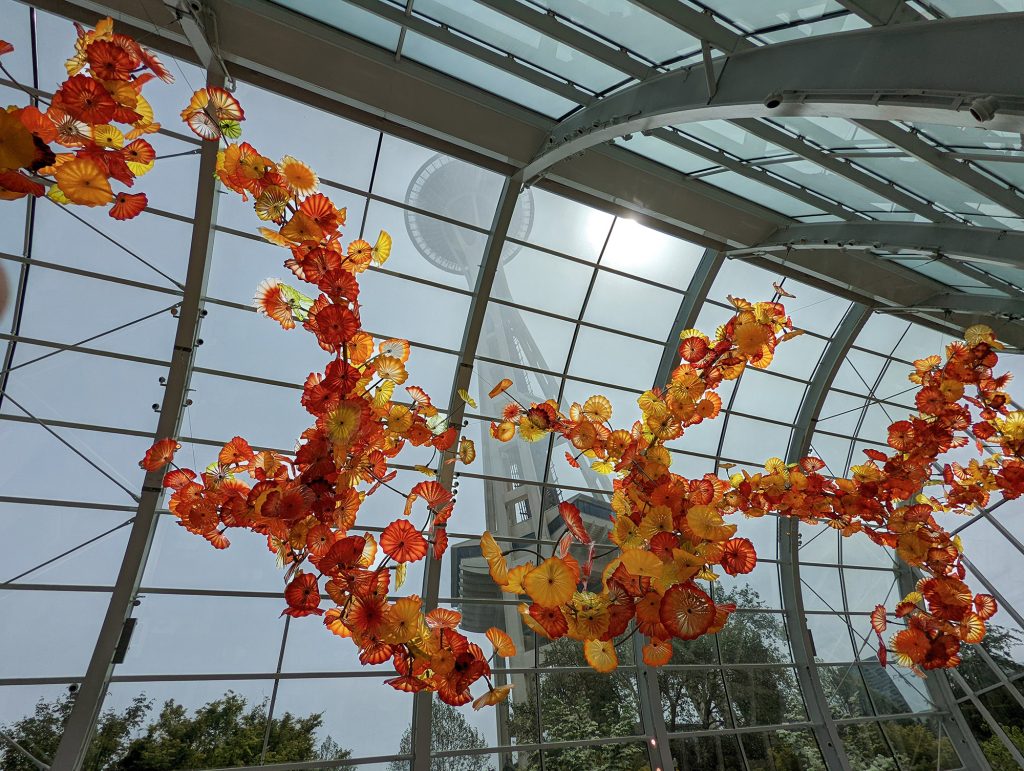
[881,718,961,771]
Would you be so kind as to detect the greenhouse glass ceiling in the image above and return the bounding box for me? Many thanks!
[2,0,1024,769]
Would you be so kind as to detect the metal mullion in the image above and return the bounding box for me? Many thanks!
[473,354,646,395]
[665,721,816,739]
[409,173,521,771]
[488,296,665,346]
[501,234,692,296]
[531,217,613,543]
[49,64,226,770]
[959,556,1024,632]
[258,616,291,764]
[636,246,724,771]
[0,495,135,511]
[346,0,595,105]
[836,538,907,767]
[838,322,912,475]
[0,329,172,369]
[782,303,872,771]
[1,583,113,593]
[834,711,947,727]
[188,753,412,771]
[949,668,1024,767]
[0,412,156,441]
[0,250,184,298]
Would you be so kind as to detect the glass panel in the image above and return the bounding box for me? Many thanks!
[16,265,178,360]
[806,613,856,662]
[537,667,643,743]
[3,503,131,586]
[413,0,625,92]
[668,734,744,769]
[0,684,79,770]
[660,668,730,731]
[758,12,869,43]
[86,678,350,770]
[881,718,962,771]
[601,217,705,288]
[702,0,847,32]
[581,269,681,340]
[144,512,287,593]
[617,133,715,174]
[0,422,148,505]
[0,0,33,84]
[542,740,649,769]
[730,369,807,423]
[116,594,286,676]
[682,120,790,161]
[820,664,873,718]
[716,560,782,609]
[858,155,1016,220]
[516,188,615,262]
[530,0,701,63]
[228,80,379,190]
[768,158,900,214]
[701,172,823,218]
[740,729,826,771]
[720,611,792,664]
[719,415,792,464]
[269,0,402,50]
[567,326,662,391]
[3,345,164,433]
[726,667,807,726]
[401,31,578,118]
[959,700,1024,770]
[1,589,110,677]
[930,0,1024,16]
[836,720,898,771]
[374,137,506,231]
[492,244,594,319]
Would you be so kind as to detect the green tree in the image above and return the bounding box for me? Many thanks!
[389,697,487,771]
[0,691,349,770]
[507,637,646,770]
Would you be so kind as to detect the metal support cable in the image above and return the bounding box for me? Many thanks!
[0,393,142,502]
[2,517,135,585]
[48,65,225,771]
[0,303,179,379]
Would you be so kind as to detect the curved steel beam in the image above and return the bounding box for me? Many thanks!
[732,221,1024,269]
[780,302,872,771]
[49,68,225,770]
[523,14,1024,182]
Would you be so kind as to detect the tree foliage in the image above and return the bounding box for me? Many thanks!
[0,691,348,771]
[389,697,487,771]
